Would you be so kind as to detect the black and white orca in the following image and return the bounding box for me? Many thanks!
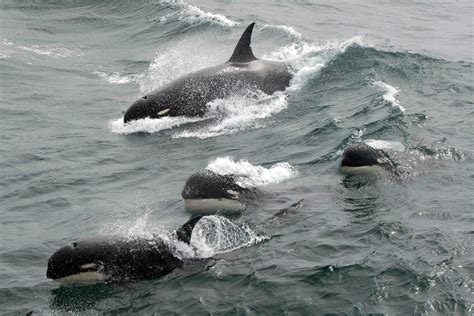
[340,142,400,176]
[123,23,291,123]
[46,216,202,283]
[181,170,254,214]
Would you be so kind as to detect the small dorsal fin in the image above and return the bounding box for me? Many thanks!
[228,23,257,63]
[175,215,203,244]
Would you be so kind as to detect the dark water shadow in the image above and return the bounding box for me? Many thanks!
[49,283,118,312]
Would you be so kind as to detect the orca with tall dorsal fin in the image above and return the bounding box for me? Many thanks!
[123,23,291,123]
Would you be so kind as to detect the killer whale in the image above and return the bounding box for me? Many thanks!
[46,216,202,283]
[181,169,255,214]
[340,142,400,176]
[123,23,291,123]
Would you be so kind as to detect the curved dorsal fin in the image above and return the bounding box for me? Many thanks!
[175,215,203,244]
[228,23,257,63]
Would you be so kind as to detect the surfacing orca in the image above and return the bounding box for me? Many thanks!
[340,142,400,176]
[46,216,202,283]
[181,170,255,214]
[123,23,291,123]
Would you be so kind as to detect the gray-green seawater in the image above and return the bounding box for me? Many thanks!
[1,0,473,314]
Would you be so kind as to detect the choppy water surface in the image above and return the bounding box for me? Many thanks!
[1,0,473,314]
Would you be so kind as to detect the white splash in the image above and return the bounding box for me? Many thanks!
[94,71,141,84]
[364,139,406,152]
[103,209,167,241]
[190,215,268,258]
[373,81,406,113]
[266,36,364,92]
[109,116,206,135]
[0,38,15,59]
[174,91,288,139]
[18,44,83,59]
[261,24,302,39]
[159,0,238,27]
[206,156,297,188]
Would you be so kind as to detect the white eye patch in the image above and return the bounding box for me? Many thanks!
[158,108,170,116]
[80,263,97,270]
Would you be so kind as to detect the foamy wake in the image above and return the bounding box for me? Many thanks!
[94,71,142,84]
[159,0,238,27]
[373,81,406,113]
[174,91,288,139]
[108,116,206,135]
[206,156,297,188]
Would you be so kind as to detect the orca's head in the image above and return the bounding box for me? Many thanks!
[341,143,397,176]
[123,93,173,123]
[46,238,108,283]
[182,170,251,214]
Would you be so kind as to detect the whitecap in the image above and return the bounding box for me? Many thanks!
[373,80,406,113]
[260,24,302,39]
[94,71,141,84]
[364,139,406,152]
[205,156,297,188]
[159,0,238,27]
[18,44,83,59]
[266,36,364,92]
[0,38,15,59]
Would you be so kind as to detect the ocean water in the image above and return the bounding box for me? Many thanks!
[1,0,473,314]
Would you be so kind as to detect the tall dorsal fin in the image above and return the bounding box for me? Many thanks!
[228,23,257,63]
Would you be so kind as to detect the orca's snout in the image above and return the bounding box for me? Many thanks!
[124,95,172,123]
[46,243,76,280]
[341,143,380,168]
[123,97,148,123]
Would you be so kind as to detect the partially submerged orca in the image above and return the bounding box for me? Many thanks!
[181,170,255,214]
[123,23,291,123]
[46,216,202,283]
[340,142,400,176]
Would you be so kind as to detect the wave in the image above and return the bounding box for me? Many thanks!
[205,156,297,188]
[260,24,302,39]
[0,38,15,59]
[265,37,364,92]
[94,71,142,85]
[18,43,83,59]
[373,81,406,113]
[158,0,238,27]
[364,139,406,152]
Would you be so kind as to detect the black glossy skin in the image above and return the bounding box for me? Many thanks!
[181,170,251,200]
[123,23,291,123]
[47,216,202,282]
[341,142,399,174]
[341,143,382,167]
[46,236,181,281]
